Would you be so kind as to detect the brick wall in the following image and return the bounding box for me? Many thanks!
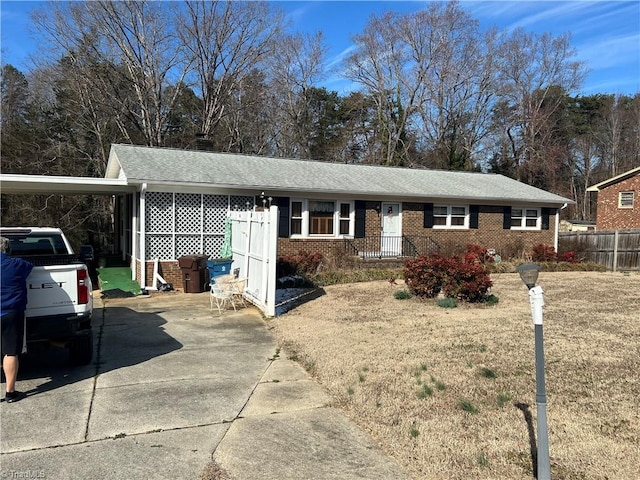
[278,203,556,263]
[403,203,554,258]
[136,259,197,292]
[596,173,640,230]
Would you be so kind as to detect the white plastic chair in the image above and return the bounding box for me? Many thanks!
[230,277,247,308]
[210,282,236,314]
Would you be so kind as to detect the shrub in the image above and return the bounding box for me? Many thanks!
[394,290,412,300]
[485,294,499,306]
[532,244,557,262]
[437,297,458,308]
[404,253,493,302]
[532,244,584,264]
[404,254,451,298]
[465,244,494,264]
[558,251,580,263]
[441,258,493,302]
[276,250,324,277]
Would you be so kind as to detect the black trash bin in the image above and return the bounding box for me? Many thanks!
[178,255,208,293]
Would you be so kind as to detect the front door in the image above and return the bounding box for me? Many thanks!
[381,202,401,255]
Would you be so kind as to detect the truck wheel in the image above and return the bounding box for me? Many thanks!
[69,332,93,366]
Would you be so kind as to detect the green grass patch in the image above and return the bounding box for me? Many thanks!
[437,297,458,308]
[497,392,512,408]
[458,399,479,414]
[417,384,433,399]
[479,367,497,379]
[394,290,412,300]
[98,267,141,296]
[431,376,446,390]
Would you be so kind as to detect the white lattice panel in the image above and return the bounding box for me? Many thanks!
[176,193,202,233]
[204,235,224,257]
[145,192,173,232]
[143,192,244,260]
[146,234,173,260]
[230,195,253,211]
[203,195,228,233]
[176,234,203,257]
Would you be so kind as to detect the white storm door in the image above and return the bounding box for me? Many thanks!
[381,202,401,255]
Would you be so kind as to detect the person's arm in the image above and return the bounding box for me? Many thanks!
[18,258,34,278]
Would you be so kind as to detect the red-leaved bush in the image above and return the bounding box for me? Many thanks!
[532,244,582,263]
[557,251,580,263]
[532,244,557,262]
[465,244,494,264]
[442,259,494,302]
[276,250,324,277]
[404,253,493,302]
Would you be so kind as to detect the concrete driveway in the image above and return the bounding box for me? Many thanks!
[1,292,409,480]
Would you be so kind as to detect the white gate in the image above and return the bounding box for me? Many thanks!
[228,206,278,317]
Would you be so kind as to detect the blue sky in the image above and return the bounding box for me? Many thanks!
[2,1,639,96]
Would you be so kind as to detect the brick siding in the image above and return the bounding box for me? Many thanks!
[595,173,640,230]
[279,202,555,263]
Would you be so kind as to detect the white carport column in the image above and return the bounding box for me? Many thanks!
[139,183,147,289]
[131,192,138,281]
[554,208,559,252]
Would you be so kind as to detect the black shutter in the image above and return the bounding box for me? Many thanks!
[541,208,551,230]
[274,197,290,238]
[470,205,479,229]
[503,206,512,230]
[423,203,434,228]
[354,200,366,238]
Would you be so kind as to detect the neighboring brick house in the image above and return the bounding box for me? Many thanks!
[587,167,640,230]
[0,144,574,289]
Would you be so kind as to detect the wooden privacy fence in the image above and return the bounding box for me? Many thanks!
[559,229,640,271]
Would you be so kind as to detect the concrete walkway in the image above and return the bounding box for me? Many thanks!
[1,292,409,479]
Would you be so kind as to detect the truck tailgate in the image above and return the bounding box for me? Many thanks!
[26,265,84,315]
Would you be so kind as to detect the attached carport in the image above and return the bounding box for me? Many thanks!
[1,173,278,316]
[0,173,137,276]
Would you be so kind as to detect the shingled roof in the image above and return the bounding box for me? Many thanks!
[106,144,572,206]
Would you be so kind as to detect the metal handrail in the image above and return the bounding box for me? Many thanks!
[344,235,440,259]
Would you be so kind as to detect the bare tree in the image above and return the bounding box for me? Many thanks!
[176,0,283,143]
[33,0,191,147]
[344,2,496,169]
[493,28,586,184]
[266,31,328,158]
[344,11,418,166]
[219,69,275,155]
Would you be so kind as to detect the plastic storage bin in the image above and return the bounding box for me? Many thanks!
[207,258,233,284]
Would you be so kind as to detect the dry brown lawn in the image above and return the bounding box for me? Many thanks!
[269,271,640,480]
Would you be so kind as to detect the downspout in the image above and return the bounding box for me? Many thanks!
[140,183,147,289]
[555,203,568,252]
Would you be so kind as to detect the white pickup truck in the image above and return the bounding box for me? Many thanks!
[1,227,94,365]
